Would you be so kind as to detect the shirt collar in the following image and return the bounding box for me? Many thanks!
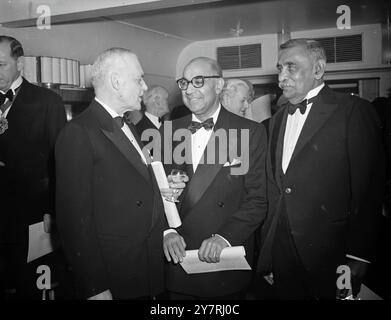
[0,75,23,95]
[95,97,120,118]
[145,111,159,122]
[192,104,221,124]
[305,83,325,101]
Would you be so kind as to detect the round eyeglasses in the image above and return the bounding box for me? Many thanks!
[176,75,221,90]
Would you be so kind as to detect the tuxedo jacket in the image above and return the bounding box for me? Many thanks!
[55,100,166,299]
[164,107,268,297]
[0,78,66,246]
[257,85,385,298]
[136,113,157,133]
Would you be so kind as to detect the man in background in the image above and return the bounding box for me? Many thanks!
[221,78,254,118]
[0,35,66,299]
[137,85,170,132]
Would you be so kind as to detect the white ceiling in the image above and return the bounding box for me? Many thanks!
[104,0,390,41]
[1,0,389,41]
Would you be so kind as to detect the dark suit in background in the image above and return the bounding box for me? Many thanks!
[0,78,66,298]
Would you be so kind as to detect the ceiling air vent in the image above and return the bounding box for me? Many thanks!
[217,43,262,70]
[315,34,362,63]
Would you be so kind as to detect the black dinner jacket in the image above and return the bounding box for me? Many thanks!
[257,85,385,298]
[0,78,66,245]
[164,106,268,297]
[55,100,166,299]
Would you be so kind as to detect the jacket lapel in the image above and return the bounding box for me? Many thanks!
[5,80,36,134]
[288,85,338,168]
[92,101,151,185]
[270,107,288,191]
[180,107,230,218]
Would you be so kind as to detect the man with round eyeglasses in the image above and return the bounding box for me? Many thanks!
[163,57,268,299]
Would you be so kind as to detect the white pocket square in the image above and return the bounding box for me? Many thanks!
[223,158,242,167]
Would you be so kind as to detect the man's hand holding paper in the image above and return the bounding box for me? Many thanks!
[198,235,229,263]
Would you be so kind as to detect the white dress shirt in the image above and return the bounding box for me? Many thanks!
[95,98,147,165]
[0,75,23,118]
[281,84,369,264]
[145,111,161,129]
[191,104,221,172]
[282,83,324,173]
[165,104,231,247]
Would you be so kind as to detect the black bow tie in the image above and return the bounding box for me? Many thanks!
[286,99,308,115]
[188,118,214,134]
[0,90,14,106]
[114,115,128,128]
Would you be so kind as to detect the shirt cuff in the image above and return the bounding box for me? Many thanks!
[163,229,177,237]
[346,254,370,264]
[213,234,231,247]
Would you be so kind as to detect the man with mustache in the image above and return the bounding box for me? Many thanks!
[257,39,385,299]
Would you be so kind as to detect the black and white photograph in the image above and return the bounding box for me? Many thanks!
[0,0,390,310]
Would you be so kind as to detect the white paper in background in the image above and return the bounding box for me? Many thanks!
[51,57,61,84]
[40,56,52,83]
[150,161,182,228]
[60,58,68,84]
[343,284,383,300]
[27,221,57,263]
[67,59,73,85]
[180,246,251,274]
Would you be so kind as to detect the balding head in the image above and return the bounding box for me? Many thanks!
[179,57,224,121]
[184,57,222,78]
[91,48,148,114]
[143,85,170,117]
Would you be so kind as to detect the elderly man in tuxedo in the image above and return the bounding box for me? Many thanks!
[257,39,384,299]
[0,36,66,299]
[163,57,268,299]
[137,85,170,133]
[56,48,167,300]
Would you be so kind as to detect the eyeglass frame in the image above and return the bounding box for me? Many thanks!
[176,75,221,90]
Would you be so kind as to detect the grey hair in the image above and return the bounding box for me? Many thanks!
[223,78,255,103]
[143,85,169,104]
[280,38,327,63]
[91,47,135,89]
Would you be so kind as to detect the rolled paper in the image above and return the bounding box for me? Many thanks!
[40,56,52,84]
[150,161,182,228]
[51,57,61,84]
[23,56,38,83]
[60,58,68,84]
[66,59,73,85]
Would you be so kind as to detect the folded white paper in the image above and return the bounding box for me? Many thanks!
[344,284,383,300]
[151,161,182,228]
[180,246,251,274]
[27,221,56,263]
